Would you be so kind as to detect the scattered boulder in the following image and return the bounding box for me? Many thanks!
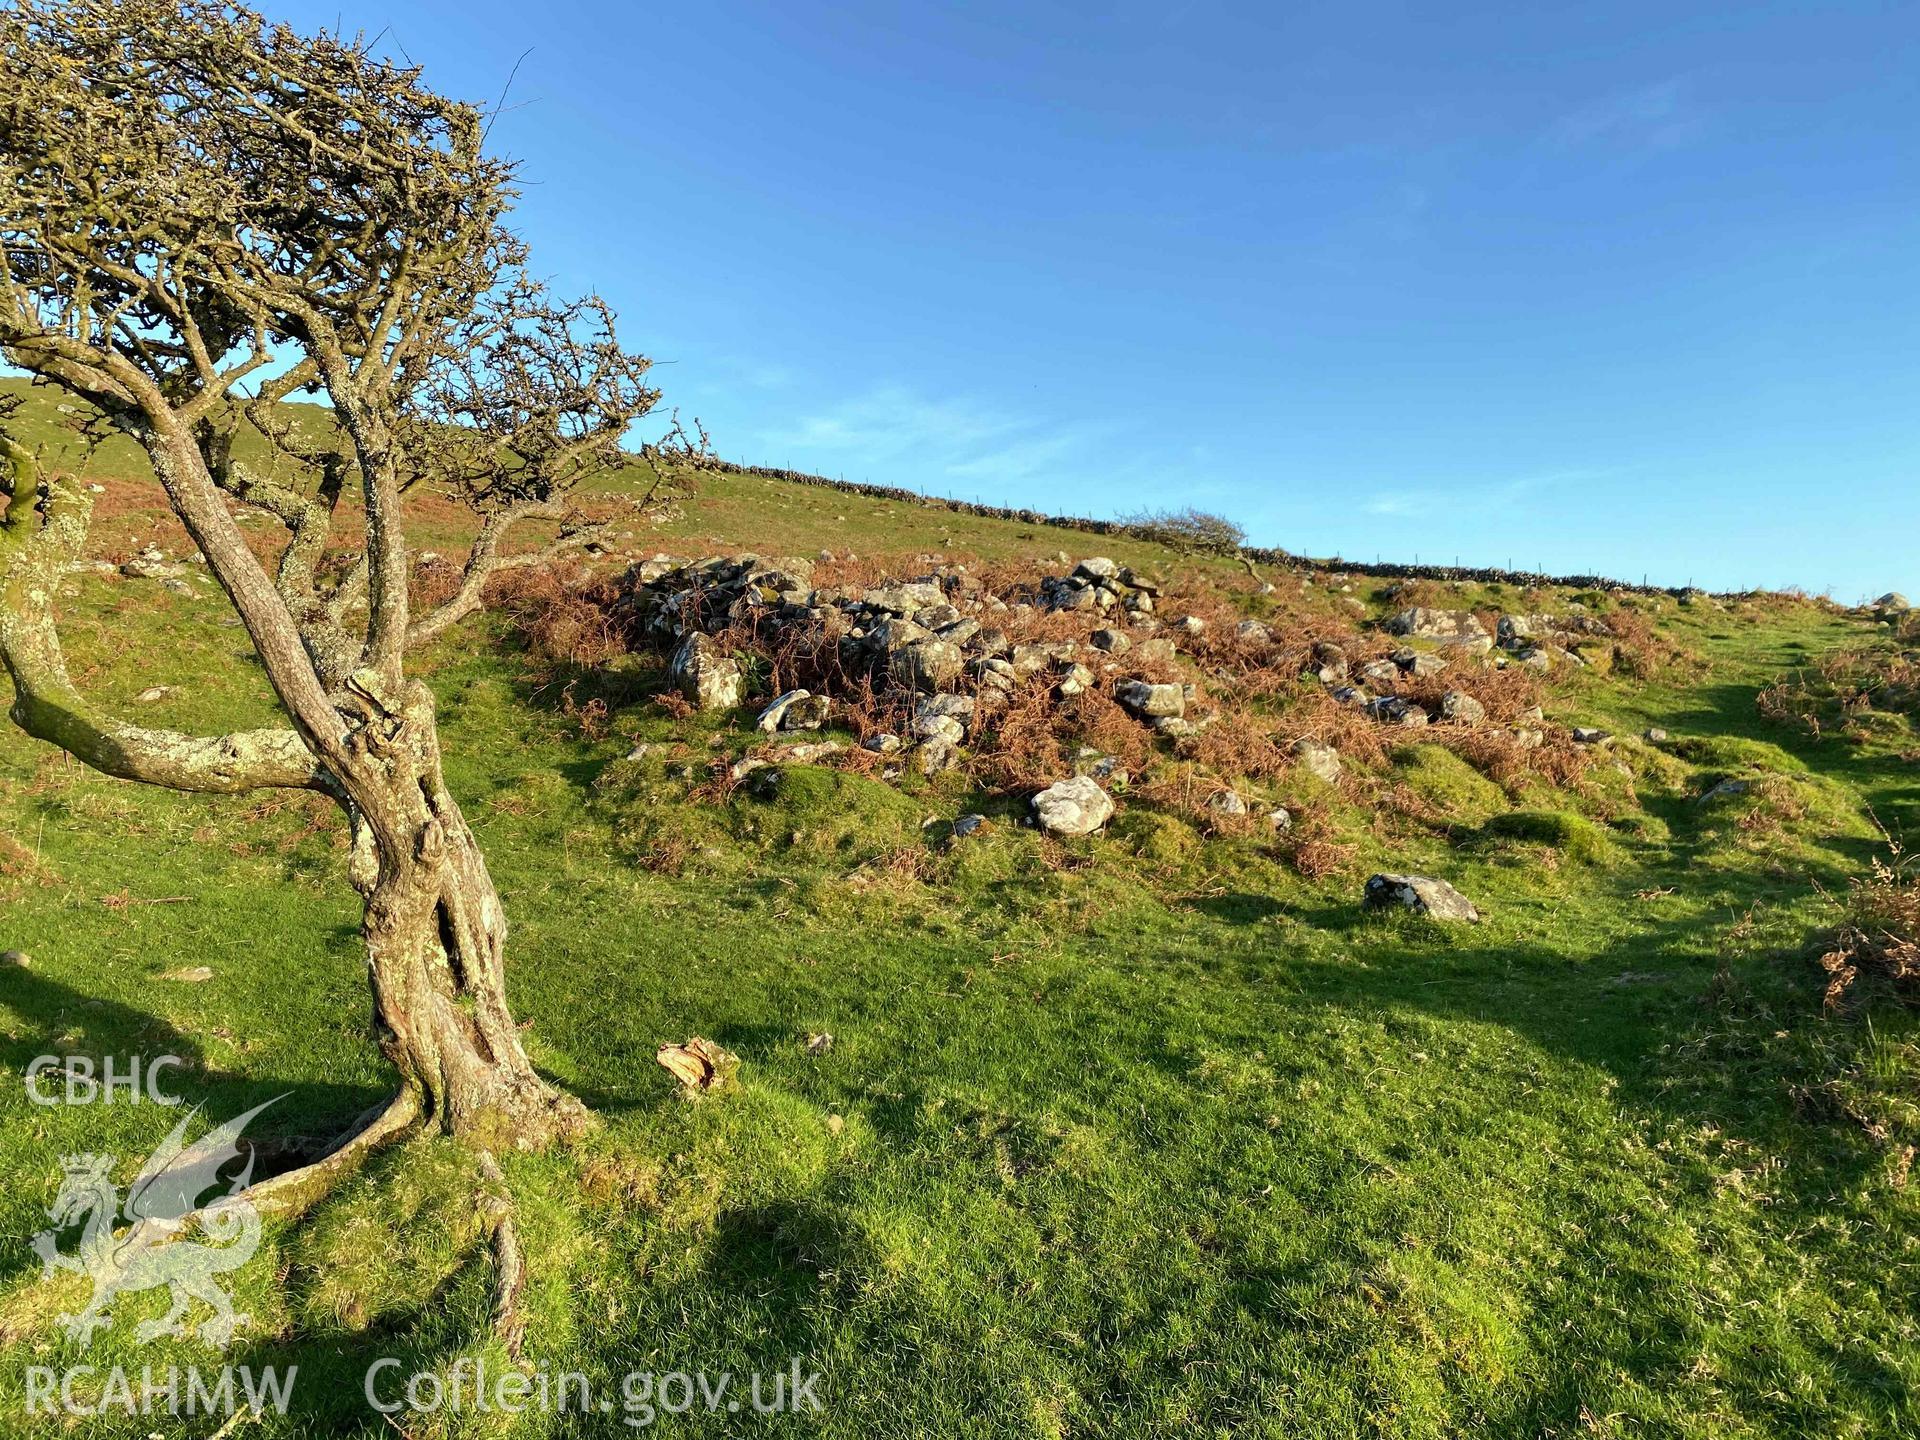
[755,689,815,731]
[863,733,902,754]
[1294,738,1343,783]
[1386,608,1492,653]
[1031,776,1114,837]
[1439,690,1486,725]
[120,552,186,581]
[863,581,947,615]
[1207,789,1249,816]
[1057,662,1096,696]
[669,632,742,711]
[1871,592,1910,614]
[1072,749,1128,788]
[952,813,987,838]
[1366,696,1428,727]
[894,639,964,692]
[1115,680,1185,720]
[0,950,28,967]
[1266,807,1293,832]
[1310,641,1349,684]
[1364,873,1481,923]
[1571,727,1611,745]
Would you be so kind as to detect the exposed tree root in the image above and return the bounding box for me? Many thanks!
[477,1150,528,1362]
[128,1086,423,1249]
[245,1085,423,1218]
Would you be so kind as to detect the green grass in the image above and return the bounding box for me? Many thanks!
[1,393,1918,1436]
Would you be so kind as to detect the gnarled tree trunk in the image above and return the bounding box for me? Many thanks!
[339,675,589,1147]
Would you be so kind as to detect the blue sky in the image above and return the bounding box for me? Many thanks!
[276,0,1918,596]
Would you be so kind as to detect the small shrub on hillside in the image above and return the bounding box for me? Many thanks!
[487,561,627,668]
[1759,644,1920,740]
[1115,506,1248,556]
[1820,849,1920,1008]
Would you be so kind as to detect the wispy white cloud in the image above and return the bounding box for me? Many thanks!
[762,385,1108,489]
[1361,466,1620,520]
[1363,492,1428,517]
[1546,78,1704,151]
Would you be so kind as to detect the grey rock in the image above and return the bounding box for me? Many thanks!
[1386,608,1493,653]
[1072,749,1128,787]
[1294,738,1343,783]
[952,813,988,838]
[1366,696,1429,727]
[1090,628,1131,654]
[782,694,832,730]
[1571,727,1611,745]
[1058,663,1096,696]
[1364,873,1481,923]
[1698,777,1752,804]
[120,556,187,580]
[896,639,964,692]
[1073,557,1119,582]
[1031,776,1115,837]
[863,733,902,754]
[1207,789,1249,816]
[1266,807,1294,832]
[770,740,845,765]
[913,694,974,745]
[917,737,961,775]
[869,617,933,651]
[863,581,947,615]
[669,632,743,711]
[1439,690,1486,725]
[1115,680,1185,719]
[755,689,813,732]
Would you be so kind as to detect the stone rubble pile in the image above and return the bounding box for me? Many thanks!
[610,551,1587,836]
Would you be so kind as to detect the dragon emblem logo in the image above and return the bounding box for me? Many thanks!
[30,1098,279,1349]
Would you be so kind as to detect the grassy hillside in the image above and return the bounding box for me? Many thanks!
[1,385,1917,1437]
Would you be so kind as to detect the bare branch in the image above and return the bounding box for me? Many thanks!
[0,440,328,793]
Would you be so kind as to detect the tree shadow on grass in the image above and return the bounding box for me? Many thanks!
[0,964,393,1290]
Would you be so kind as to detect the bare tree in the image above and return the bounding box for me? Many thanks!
[0,0,698,1220]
